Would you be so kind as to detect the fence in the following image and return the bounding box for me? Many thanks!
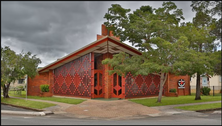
[190,86,221,96]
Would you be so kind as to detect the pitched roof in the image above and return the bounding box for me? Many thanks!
[38,36,142,73]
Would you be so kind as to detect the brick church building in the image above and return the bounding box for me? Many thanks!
[27,24,190,99]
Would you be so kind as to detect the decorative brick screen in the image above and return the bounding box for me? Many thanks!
[125,73,165,98]
[53,53,91,98]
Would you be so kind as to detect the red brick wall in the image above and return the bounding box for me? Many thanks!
[97,35,104,40]
[48,70,54,95]
[103,53,113,99]
[166,73,190,96]
[27,71,53,96]
[102,24,108,36]
[97,24,120,41]
[109,30,120,41]
[91,52,95,98]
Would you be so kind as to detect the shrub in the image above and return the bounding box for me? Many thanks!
[169,88,177,93]
[40,84,49,92]
[201,87,211,95]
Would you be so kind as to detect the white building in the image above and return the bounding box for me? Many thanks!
[190,73,221,94]
[10,75,27,90]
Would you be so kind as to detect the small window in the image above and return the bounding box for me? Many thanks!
[18,79,24,84]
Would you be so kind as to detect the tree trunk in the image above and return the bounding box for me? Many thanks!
[195,73,201,100]
[157,72,167,103]
[3,83,10,98]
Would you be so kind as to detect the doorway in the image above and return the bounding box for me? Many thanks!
[94,70,104,98]
[112,73,124,98]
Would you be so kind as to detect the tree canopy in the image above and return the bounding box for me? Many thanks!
[102,1,221,102]
[188,1,221,100]
[1,46,41,98]
[102,2,198,103]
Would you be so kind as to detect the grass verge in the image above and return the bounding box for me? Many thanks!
[24,96,85,104]
[5,91,85,104]
[129,95,221,107]
[174,103,221,111]
[1,97,56,109]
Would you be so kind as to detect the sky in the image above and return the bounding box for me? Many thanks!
[1,1,219,67]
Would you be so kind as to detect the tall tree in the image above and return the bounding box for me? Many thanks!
[211,50,221,76]
[102,2,196,103]
[1,46,41,98]
[191,1,221,41]
[189,1,221,100]
[180,22,217,100]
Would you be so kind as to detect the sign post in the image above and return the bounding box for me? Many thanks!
[26,75,27,101]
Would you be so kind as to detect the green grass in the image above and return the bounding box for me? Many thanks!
[190,93,221,96]
[25,96,85,104]
[1,97,56,109]
[175,103,221,111]
[129,95,221,107]
[6,91,85,104]
[8,90,27,96]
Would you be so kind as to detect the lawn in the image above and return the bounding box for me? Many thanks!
[1,97,56,109]
[129,95,221,107]
[174,102,221,111]
[5,91,86,105]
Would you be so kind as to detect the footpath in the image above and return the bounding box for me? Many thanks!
[1,96,221,120]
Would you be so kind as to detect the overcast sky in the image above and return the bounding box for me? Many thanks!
[1,1,208,67]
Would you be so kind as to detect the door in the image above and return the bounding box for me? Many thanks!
[94,70,103,98]
[112,73,123,98]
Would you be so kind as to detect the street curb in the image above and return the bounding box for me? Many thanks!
[196,108,221,112]
[1,110,54,116]
[1,103,44,112]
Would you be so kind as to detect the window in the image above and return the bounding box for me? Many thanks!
[18,79,24,84]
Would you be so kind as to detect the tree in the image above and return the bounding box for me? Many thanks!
[179,22,217,100]
[1,46,41,98]
[191,1,221,41]
[188,1,221,100]
[102,2,196,103]
[211,50,221,75]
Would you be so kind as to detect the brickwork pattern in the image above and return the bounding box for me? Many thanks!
[53,53,91,98]
[125,73,166,98]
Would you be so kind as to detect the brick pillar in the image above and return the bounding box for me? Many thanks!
[103,53,113,99]
[102,24,108,36]
[104,64,112,99]
[91,52,95,98]
[166,73,170,95]
[122,76,126,98]
[48,70,54,96]
[100,24,120,41]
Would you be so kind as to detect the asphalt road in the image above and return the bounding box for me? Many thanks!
[1,110,221,125]
[1,104,221,125]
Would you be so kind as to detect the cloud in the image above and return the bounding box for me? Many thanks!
[1,1,195,67]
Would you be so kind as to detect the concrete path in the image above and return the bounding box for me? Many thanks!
[1,96,221,120]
